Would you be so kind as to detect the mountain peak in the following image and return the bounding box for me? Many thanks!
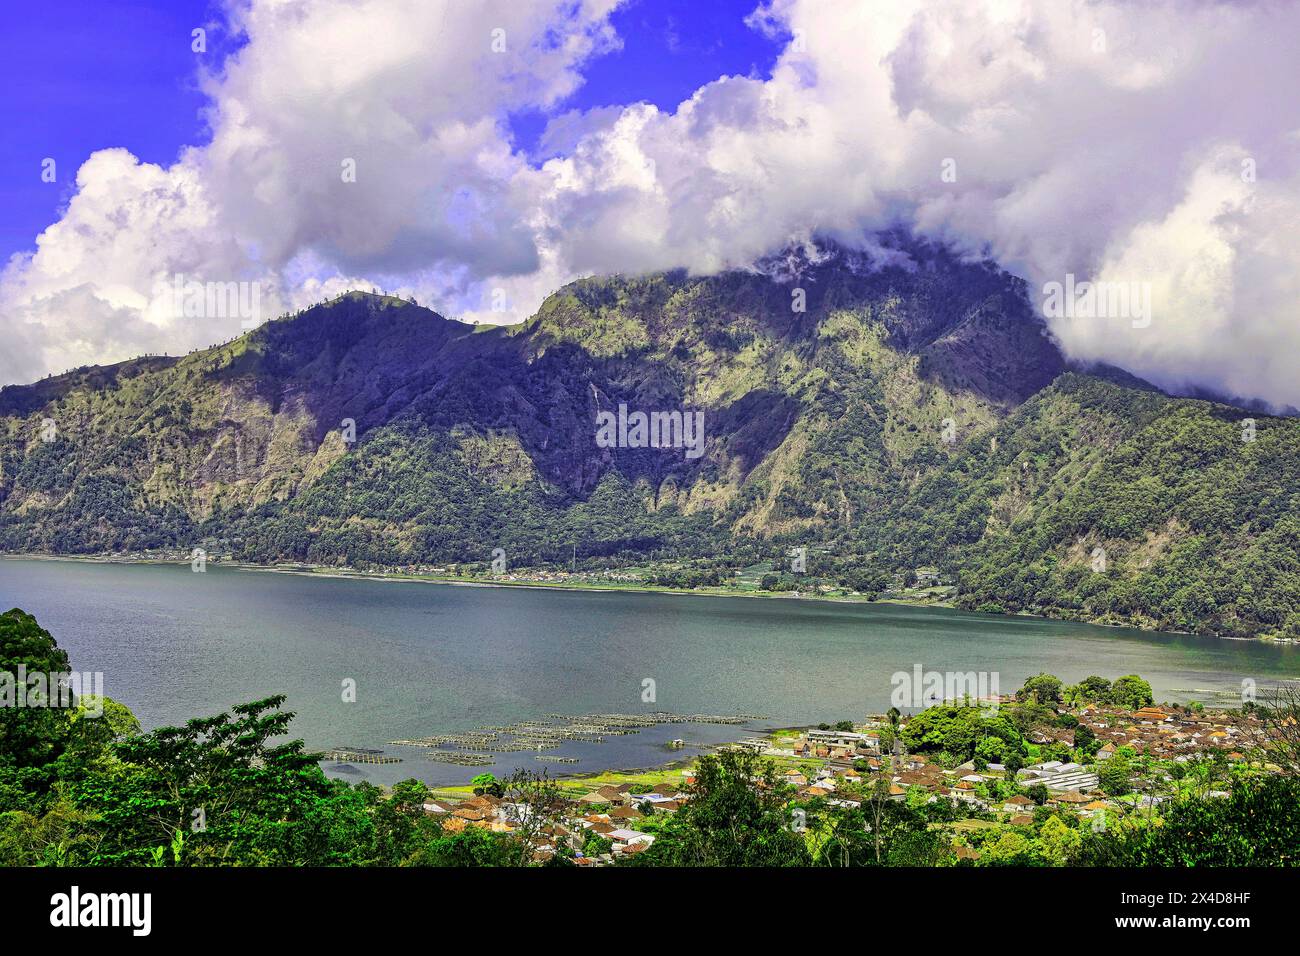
[531,232,1064,405]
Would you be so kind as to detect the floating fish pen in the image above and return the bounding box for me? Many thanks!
[493,720,559,731]
[561,712,764,727]
[555,714,655,729]
[395,733,504,749]
[535,755,579,764]
[389,736,463,748]
[566,724,639,737]
[391,711,768,765]
[437,734,571,753]
[318,749,402,765]
[424,751,495,766]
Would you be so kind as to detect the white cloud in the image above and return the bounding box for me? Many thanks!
[0,148,253,383]
[525,0,1300,407]
[3,0,1299,409]
[1064,149,1300,407]
[2,0,622,382]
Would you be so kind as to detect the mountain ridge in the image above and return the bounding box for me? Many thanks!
[3,245,1297,639]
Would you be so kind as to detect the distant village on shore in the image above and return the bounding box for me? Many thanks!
[416,693,1269,865]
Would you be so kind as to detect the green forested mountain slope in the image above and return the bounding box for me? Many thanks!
[1,242,1294,638]
[858,374,1300,636]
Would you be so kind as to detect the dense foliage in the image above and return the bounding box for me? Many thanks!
[1076,777,1300,866]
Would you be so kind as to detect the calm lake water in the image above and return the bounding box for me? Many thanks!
[3,557,1297,786]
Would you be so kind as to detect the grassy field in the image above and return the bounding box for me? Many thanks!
[426,762,696,801]
[422,731,832,802]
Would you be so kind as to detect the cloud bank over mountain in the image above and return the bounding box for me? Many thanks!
[3,0,1298,409]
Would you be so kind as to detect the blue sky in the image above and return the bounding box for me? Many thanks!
[0,1,215,257]
[0,0,783,264]
[510,0,785,154]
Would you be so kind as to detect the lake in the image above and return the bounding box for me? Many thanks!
[2,557,1297,786]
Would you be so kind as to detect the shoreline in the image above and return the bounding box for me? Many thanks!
[1,550,958,609]
[5,552,1292,792]
[3,550,1286,643]
[419,729,818,798]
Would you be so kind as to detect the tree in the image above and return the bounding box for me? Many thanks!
[1098,753,1133,796]
[1248,681,1300,777]
[1105,675,1154,709]
[74,695,339,865]
[1017,673,1063,707]
[470,773,503,798]
[497,769,571,867]
[855,777,949,866]
[365,778,438,865]
[801,794,869,867]
[581,828,613,859]
[1076,675,1112,701]
[0,609,74,772]
[1073,723,1099,758]
[1003,751,1025,777]
[407,825,515,867]
[628,749,810,866]
[0,791,102,866]
[979,830,1044,866]
[975,736,1005,765]
[901,705,1025,763]
[1078,777,1300,866]
[1037,815,1081,865]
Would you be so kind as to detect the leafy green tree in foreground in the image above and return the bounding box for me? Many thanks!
[625,749,810,866]
[74,695,343,865]
[0,608,537,867]
[1098,753,1133,797]
[1248,681,1300,778]
[1077,777,1300,866]
[0,609,73,774]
